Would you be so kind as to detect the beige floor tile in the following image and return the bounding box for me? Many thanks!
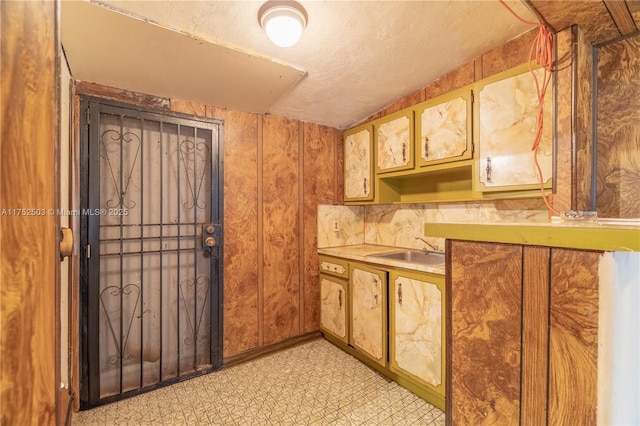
[73,339,444,426]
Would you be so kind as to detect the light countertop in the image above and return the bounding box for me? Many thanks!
[318,244,445,275]
[425,219,640,252]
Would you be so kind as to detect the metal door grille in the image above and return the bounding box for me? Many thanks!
[80,98,223,408]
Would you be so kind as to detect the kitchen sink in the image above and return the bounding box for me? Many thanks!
[368,250,445,265]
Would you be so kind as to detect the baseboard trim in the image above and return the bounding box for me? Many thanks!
[223,331,322,369]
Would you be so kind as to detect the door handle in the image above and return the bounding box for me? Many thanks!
[202,224,216,249]
[60,227,73,261]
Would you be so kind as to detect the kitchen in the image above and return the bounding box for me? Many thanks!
[2,1,639,425]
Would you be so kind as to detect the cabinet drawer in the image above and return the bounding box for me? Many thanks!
[318,255,349,278]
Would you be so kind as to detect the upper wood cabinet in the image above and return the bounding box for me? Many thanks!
[474,65,554,192]
[415,88,473,168]
[342,62,555,204]
[375,110,414,174]
[344,123,374,202]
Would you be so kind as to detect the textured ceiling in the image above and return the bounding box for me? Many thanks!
[62,0,537,129]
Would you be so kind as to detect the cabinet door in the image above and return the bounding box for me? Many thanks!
[344,124,374,201]
[475,65,553,191]
[376,110,414,174]
[389,270,445,396]
[415,89,473,167]
[448,241,523,425]
[349,263,387,367]
[320,274,348,343]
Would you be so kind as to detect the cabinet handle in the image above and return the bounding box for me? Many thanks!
[402,142,407,163]
[338,289,342,309]
[398,283,402,305]
[486,157,492,183]
[363,177,368,194]
[424,137,429,159]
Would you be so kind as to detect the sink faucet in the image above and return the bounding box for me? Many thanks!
[415,237,440,253]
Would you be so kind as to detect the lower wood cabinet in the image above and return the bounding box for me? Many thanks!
[319,274,348,344]
[349,263,387,367]
[319,255,446,410]
[389,270,445,405]
[446,240,602,426]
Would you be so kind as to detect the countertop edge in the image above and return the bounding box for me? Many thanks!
[425,222,640,252]
[318,244,445,275]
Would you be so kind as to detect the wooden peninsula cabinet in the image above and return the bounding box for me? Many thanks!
[445,239,602,426]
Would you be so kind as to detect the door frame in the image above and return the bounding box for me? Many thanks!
[76,95,224,409]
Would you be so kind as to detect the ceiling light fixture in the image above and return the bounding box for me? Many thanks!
[258,1,307,48]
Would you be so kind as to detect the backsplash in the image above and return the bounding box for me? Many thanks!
[317,204,365,248]
[318,199,549,249]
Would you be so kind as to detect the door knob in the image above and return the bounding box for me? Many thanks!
[60,227,73,261]
[205,236,216,247]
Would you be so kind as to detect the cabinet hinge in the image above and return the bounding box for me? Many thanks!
[470,91,474,104]
[85,107,91,125]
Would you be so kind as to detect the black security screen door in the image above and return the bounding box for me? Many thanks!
[79,97,223,408]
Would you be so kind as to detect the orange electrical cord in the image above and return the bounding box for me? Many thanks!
[499,0,561,216]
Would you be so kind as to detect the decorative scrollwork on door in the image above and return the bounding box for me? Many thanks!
[100,130,140,209]
[99,283,141,365]
[180,140,210,210]
[178,275,210,346]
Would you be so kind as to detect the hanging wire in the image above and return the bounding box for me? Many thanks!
[499,0,561,216]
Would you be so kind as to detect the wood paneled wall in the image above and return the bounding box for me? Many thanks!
[73,83,342,362]
[529,0,640,45]
[596,34,640,218]
[1,0,58,424]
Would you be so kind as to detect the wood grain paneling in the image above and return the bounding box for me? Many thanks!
[384,89,424,115]
[262,115,301,345]
[77,81,171,110]
[1,0,58,424]
[521,246,550,425]
[596,34,640,218]
[303,123,339,333]
[170,99,208,117]
[553,27,575,212]
[423,61,475,101]
[221,109,260,357]
[448,241,522,426]
[604,0,638,35]
[481,28,538,78]
[576,28,595,212]
[335,131,345,203]
[548,249,601,425]
[530,0,621,44]
[629,0,640,23]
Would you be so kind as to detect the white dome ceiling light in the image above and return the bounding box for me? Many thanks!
[258,1,308,48]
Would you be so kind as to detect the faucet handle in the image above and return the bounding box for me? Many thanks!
[415,236,439,253]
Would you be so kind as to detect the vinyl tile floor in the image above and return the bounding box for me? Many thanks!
[72,338,445,425]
